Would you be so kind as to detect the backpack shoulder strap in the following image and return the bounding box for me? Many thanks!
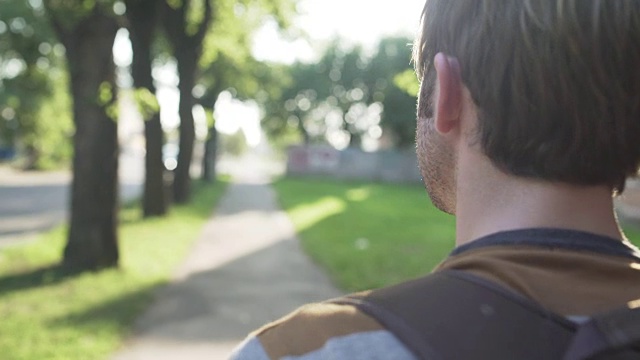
[329,270,577,360]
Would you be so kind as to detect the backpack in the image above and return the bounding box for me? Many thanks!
[329,270,640,360]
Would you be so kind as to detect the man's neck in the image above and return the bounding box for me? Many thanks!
[454,160,623,247]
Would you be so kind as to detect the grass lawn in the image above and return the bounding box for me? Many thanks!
[274,177,640,292]
[273,177,456,291]
[0,180,227,360]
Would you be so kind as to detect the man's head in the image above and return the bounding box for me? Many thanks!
[414,0,640,212]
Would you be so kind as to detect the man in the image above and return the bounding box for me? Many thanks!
[231,1,640,359]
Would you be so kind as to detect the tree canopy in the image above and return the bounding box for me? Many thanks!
[0,0,72,168]
[262,36,419,151]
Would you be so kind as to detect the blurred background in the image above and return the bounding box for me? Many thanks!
[0,0,425,240]
[2,1,640,359]
[0,0,436,359]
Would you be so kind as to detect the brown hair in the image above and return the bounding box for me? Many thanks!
[414,0,640,191]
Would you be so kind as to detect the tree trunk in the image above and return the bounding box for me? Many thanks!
[202,125,217,182]
[200,91,221,183]
[173,55,197,203]
[126,0,167,217]
[57,11,120,270]
[349,133,362,148]
[300,120,311,145]
[162,0,212,203]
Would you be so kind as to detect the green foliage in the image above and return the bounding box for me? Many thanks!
[132,87,159,121]
[43,0,119,29]
[97,81,114,106]
[204,108,214,128]
[268,120,303,153]
[262,36,418,150]
[394,69,420,97]
[366,37,418,147]
[274,178,456,291]
[165,0,182,9]
[0,0,73,168]
[185,0,206,36]
[96,82,119,121]
[27,73,73,169]
[0,180,227,359]
[197,0,296,108]
[200,0,251,69]
[219,129,248,157]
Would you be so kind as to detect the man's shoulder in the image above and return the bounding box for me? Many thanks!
[231,301,417,359]
[254,301,381,338]
[250,302,384,358]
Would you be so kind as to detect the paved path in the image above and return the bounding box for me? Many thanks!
[112,170,342,359]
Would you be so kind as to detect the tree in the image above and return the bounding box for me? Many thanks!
[124,0,167,217]
[262,41,372,148]
[197,0,290,181]
[366,37,417,148]
[163,0,296,193]
[196,0,253,182]
[261,36,417,150]
[260,62,316,145]
[162,0,212,204]
[44,1,121,270]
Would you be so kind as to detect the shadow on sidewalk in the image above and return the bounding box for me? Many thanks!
[99,235,337,344]
[100,179,344,358]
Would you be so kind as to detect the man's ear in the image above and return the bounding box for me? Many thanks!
[433,53,463,135]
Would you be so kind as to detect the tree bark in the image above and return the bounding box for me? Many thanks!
[173,56,197,203]
[202,124,217,182]
[163,0,213,203]
[349,133,362,148]
[299,117,311,145]
[199,87,222,183]
[126,0,167,217]
[52,10,120,270]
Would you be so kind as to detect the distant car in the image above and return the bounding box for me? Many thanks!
[163,143,179,171]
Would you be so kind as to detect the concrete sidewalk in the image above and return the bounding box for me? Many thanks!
[112,172,342,359]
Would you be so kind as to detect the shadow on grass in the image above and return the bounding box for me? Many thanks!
[0,265,83,296]
[0,180,230,297]
[48,284,158,332]
[50,238,341,344]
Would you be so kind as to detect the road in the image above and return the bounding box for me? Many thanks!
[0,152,143,247]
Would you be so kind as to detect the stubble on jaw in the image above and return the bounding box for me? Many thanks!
[416,115,457,215]
[415,69,457,215]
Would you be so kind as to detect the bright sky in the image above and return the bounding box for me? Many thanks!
[114,0,426,147]
[253,0,425,64]
[224,0,425,145]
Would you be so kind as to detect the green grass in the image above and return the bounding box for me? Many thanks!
[274,177,640,292]
[623,226,640,246]
[0,180,227,360]
[273,177,456,291]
